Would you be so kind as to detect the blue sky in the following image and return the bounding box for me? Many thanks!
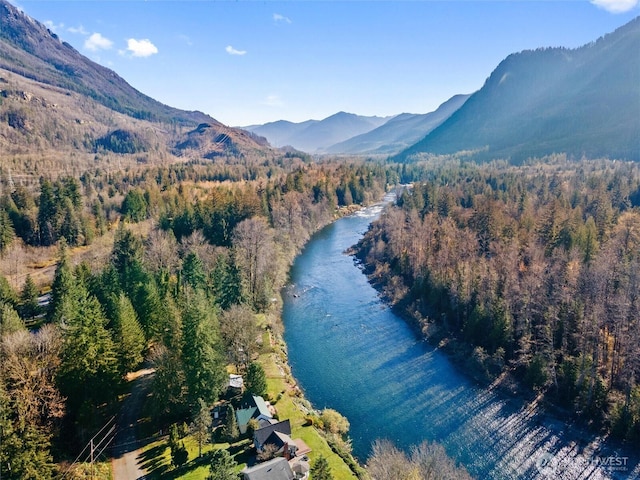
[10,0,640,126]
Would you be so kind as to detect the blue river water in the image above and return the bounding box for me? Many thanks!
[282,196,639,480]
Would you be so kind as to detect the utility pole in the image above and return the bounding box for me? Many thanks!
[59,417,115,480]
[90,438,94,480]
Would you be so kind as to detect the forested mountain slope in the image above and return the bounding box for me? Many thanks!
[0,0,270,175]
[397,17,640,163]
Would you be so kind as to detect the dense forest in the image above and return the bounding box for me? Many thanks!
[0,154,391,478]
[355,158,640,443]
[2,153,639,478]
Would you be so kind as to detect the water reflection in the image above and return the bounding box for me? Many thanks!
[282,201,638,480]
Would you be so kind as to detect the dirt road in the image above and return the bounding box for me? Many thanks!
[111,368,155,480]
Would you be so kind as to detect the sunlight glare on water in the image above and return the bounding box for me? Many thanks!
[282,198,638,480]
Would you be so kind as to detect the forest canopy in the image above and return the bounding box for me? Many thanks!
[355,158,640,442]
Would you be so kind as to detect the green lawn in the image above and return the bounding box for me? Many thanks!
[138,436,251,480]
[134,327,359,480]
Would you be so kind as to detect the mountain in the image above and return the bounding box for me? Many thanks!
[397,17,640,163]
[325,94,470,154]
[0,0,269,170]
[242,119,318,149]
[245,112,391,153]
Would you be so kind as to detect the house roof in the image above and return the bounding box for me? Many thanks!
[238,394,272,419]
[291,460,310,474]
[237,394,273,428]
[254,419,292,448]
[265,431,294,451]
[258,418,278,429]
[253,395,272,418]
[237,407,258,428]
[243,457,294,480]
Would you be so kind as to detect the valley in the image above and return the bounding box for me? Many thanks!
[0,1,639,479]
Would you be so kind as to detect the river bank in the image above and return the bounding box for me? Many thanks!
[355,252,640,477]
[261,200,392,479]
[281,199,640,480]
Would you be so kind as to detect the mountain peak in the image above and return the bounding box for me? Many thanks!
[397,16,640,163]
[245,112,391,152]
[0,0,271,164]
[0,0,217,126]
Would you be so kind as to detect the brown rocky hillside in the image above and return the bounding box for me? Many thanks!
[0,0,272,181]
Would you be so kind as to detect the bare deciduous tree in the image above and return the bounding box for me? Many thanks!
[232,217,279,310]
[144,227,179,274]
[0,324,65,429]
[219,304,260,371]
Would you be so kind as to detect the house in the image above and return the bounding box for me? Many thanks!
[242,457,294,480]
[254,420,293,456]
[236,393,273,434]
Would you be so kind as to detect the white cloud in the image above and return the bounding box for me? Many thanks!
[177,34,193,46]
[273,13,292,24]
[263,95,284,108]
[126,38,159,57]
[226,45,247,56]
[84,32,113,52]
[44,20,64,33]
[68,25,89,35]
[591,0,639,13]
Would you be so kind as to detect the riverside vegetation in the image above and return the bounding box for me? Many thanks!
[355,157,640,445]
[2,155,638,479]
[0,155,391,478]
[0,152,472,479]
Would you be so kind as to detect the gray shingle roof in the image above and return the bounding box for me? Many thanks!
[254,419,291,449]
[242,457,294,480]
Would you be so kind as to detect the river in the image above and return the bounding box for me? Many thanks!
[282,195,639,480]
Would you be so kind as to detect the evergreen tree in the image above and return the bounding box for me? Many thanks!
[192,398,212,458]
[207,449,238,480]
[310,455,333,480]
[57,289,121,429]
[0,274,17,306]
[60,199,83,246]
[113,293,146,374]
[111,224,146,293]
[89,264,121,325]
[0,302,24,336]
[132,277,164,340]
[245,362,267,397]
[211,253,244,309]
[18,274,40,319]
[168,423,180,450]
[171,441,189,468]
[47,243,78,324]
[121,189,148,222]
[37,179,57,246]
[182,252,207,291]
[221,404,239,443]
[0,208,15,254]
[181,290,227,405]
